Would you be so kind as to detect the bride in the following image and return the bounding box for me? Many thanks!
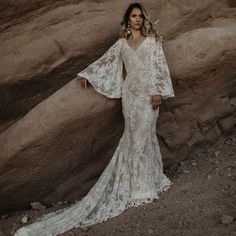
[15,2,175,236]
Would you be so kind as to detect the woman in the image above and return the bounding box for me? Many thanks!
[15,3,175,236]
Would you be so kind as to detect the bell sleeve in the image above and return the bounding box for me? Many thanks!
[76,39,123,99]
[149,38,175,100]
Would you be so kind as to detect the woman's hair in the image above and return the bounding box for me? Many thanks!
[120,2,162,42]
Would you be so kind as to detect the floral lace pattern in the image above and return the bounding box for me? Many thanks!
[77,39,123,98]
[15,37,175,236]
[148,38,175,98]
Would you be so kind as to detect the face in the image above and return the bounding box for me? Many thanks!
[128,8,144,30]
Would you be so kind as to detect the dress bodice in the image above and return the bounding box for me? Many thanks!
[121,37,149,76]
[77,36,175,100]
[121,37,152,95]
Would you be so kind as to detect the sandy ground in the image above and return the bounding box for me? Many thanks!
[1,130,235,236]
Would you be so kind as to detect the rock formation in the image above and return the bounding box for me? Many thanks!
[0,0,235,212]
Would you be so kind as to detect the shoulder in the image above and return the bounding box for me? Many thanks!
[147,36,155,41]
[107,38,124,51]
[147,36,162,45]
[147,37,164,52]
[117,37,126,45]
[145,36,155,42]
[112,37,126,48]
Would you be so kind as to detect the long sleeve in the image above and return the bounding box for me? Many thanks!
[77,39,123,99]
[148,38,175,100]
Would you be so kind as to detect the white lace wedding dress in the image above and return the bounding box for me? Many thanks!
[15,36,175,236]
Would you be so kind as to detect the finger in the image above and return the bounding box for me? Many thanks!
[154,102,161,109]
[152,102,158,110]
[152,97,157,103]
[80,81,84,88]
[155,100,161,106]
[80,79,87,89]
[154,101,159,107]
[80,79,85,88]
[155,99,160,105]
[151,100,157,107]
[152,96,159,104]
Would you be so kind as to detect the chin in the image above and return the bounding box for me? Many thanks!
[133,26,142,30]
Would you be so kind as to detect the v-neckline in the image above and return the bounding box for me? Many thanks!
[125,37,147,52]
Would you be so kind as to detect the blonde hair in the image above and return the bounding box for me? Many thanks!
[119,3,163,42]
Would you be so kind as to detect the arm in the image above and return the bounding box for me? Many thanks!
[149,38,175,100]
[150,94,162,110]
[77,39,123,99]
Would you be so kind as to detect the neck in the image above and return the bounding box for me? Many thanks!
[130,29,142,39]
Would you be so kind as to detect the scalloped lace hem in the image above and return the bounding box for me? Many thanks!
[126,178,172,208]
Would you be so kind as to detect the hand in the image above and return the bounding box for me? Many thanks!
[150,95,162,110]
[80,77,88,89]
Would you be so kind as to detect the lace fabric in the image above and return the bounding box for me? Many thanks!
[15,36,175,236]
[77,39,123,98]
[148,38,175,99]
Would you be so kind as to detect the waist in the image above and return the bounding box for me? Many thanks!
[122,79,151,95]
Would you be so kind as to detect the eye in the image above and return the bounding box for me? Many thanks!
[131,14,137,17]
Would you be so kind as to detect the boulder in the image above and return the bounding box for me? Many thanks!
[0,0,236,212]
[0,81,123,212]
[0,0,231,132]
